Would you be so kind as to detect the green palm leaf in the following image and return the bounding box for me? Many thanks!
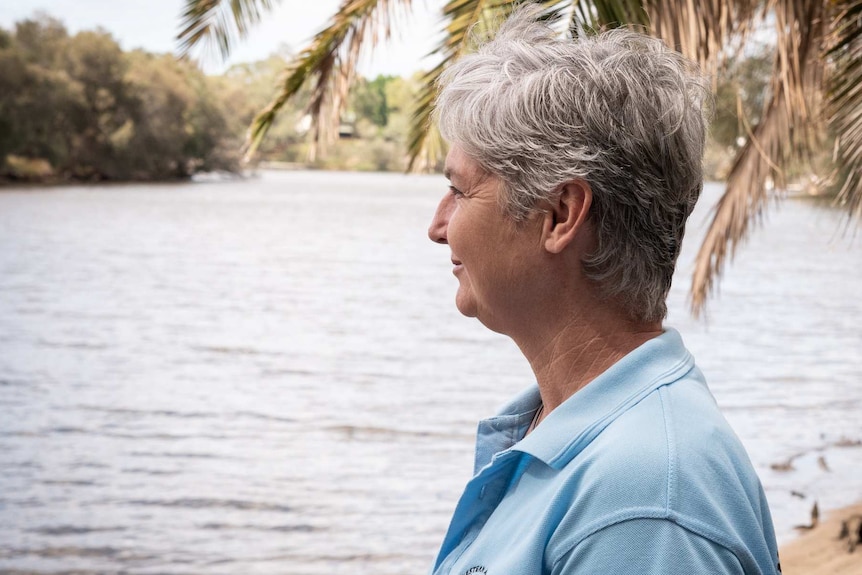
[407,0,514,171]
[407,0,648,171]
[588,0,649,29]
[246,0,413,159]
[177,0,280,60]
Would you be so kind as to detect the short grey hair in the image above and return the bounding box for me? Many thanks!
[434,5,709,323]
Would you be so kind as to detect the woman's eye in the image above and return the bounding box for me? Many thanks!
[449,186,464,198]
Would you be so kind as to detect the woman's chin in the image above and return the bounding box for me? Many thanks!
[454,289,479,318]
[454,298,478,318]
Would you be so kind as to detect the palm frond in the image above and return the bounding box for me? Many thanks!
[407,60,445,172]
[826,0,862,221]
[588,0,650,29]
[177,0,279,61]
[563,0,648,37]
[407,0,516,171]
[642,0,761,73]
[245,0,413,160]
[690,0,827,316]
[407,0,647,171]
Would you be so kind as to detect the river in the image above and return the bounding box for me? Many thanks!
[1,170,860,574]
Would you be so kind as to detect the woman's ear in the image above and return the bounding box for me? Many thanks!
[542,180,592,254]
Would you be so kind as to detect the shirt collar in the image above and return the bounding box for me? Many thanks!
[477,328,695,471]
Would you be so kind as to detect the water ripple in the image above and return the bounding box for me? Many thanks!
[126,498,292,513]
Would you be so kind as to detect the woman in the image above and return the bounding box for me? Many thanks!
[426,6,780,575]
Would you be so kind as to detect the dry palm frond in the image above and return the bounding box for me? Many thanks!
[643,0,762,82]
[794,500,820,530]
[826,0,862,222]
[690,0,827,316]
[246,0,413,160]
[177,0,280,61]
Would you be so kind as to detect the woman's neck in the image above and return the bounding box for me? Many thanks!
[513,297,662,418]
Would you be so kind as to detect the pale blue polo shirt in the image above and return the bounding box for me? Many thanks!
[431,329,781,575]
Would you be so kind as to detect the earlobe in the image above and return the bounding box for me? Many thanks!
[542,180,592,254]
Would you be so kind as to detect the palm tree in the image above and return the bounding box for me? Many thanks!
[178,0,861,316]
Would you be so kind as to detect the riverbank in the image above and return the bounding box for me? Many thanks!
[0,170,250,189]
[779,501,862,574]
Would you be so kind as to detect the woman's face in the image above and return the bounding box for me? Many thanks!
[428,146,545,333]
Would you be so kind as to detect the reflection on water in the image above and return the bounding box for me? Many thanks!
[1,171,860,573]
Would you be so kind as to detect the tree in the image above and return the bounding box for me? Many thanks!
[0,16,240,182]
[62,29,132,178]
[0,15,84,172]
[710,50,774,151]
[352,75,392,128]
[177,0,862,315]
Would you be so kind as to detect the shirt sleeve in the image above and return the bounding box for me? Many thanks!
[551,518,745,575]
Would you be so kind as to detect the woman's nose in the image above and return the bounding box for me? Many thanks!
[428,193,453,244]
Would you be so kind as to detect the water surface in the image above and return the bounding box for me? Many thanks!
[1,171,860,573]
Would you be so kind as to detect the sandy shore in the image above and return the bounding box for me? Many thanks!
[779,502,862,574]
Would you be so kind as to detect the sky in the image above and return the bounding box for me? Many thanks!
[0,0,443,77]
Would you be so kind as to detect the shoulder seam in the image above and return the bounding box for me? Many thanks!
[549,514,746,571]
[546,354,695,469]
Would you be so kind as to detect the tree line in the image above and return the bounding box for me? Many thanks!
[0,15,244,182]
[0,14,426,182]
[1,13,776,184]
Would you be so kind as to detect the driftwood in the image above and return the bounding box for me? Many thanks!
[838,514,862,553]
[794,501,820,531]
